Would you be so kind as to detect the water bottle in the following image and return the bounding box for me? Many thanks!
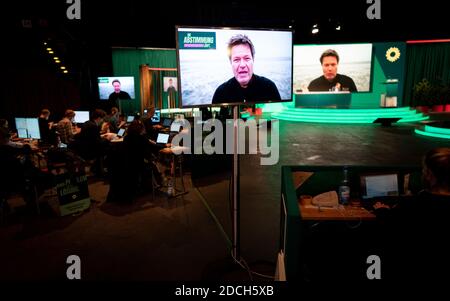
[338,166,350,205]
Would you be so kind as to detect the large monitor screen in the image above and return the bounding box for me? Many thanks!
[293,43,373,93]
[15,118,41,139]
[74,111,90,124]
[98,76,135,100]
[177,26,293,107]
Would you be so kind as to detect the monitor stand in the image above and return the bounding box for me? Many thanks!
[231,105,240,260]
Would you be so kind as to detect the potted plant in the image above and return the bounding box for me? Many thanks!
[413,79,432,113]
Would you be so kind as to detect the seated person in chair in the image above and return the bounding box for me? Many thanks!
[374,147,450,280]
[107,120,164,202]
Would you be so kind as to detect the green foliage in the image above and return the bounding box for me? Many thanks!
[413,79,432,106]
[413,78,450,106]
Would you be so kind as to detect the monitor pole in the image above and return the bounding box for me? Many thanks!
[232,105,240,260]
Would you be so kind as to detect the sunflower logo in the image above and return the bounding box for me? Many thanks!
[386,47,401,62]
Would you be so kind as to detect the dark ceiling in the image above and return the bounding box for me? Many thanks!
[3,0,449,75]
[6,0,450,46]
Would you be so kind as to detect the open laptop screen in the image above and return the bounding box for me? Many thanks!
[360,173,399,199]
[156,133,169,144]
[170,122,182,132]
[162,118,173,127]
[117,128,126,137]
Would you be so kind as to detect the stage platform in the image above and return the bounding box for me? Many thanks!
[415,121,450,139]
[271,107,428,124]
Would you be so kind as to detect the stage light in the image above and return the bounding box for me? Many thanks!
[55,60,61,63]
[311,24,319,34]
[43,42,47,45]
[48,51,54,54]
[60,66,66,70]
[63,70,68,74]
[53,57,59,60]
[46,48,52,51]
[336,25,341,31]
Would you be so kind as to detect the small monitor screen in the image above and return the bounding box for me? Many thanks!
[156,133,169,144]
[170,122,182,132]
[74,111,90,124]
[361,174,399,199]
[17,128,28,139]
[117,128,125,137]
[98,76,135,100]
[127,116,135,123]
[15,118,41,139]
[162,118,173,127]
[151,109,161,123]
[177,26,293,107]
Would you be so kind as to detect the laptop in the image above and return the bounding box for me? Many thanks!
[360,173,399,199]
[117,128,126,137]
[360,173,400,209]
[156,133,170,146]
[170,121,182,133]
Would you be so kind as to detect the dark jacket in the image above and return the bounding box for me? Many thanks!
[212,74,281,104]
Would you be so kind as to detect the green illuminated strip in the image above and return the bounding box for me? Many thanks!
[288,107,411,113]
[279,111,418,117]
[271,107,428,124]
[274,112,418,119]
[415,128,450,139]
[398,116,429,122]
[424,125,450,135]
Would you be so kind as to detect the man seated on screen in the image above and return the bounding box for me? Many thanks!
[211,34,281,104]
[108,79,131,106]
[307,49,357,92]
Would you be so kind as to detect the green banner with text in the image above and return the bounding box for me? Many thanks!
[178,31,216,49]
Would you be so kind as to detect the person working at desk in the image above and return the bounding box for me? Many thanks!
[141,106,162,141]
[212,34,281,104]
[374,147,450,280]
[307,49,357,92]
[38,109,54,144]
[0,119,21,147]
[57,109,77,145]
[0,128,51,213]
[124,120,164,185]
